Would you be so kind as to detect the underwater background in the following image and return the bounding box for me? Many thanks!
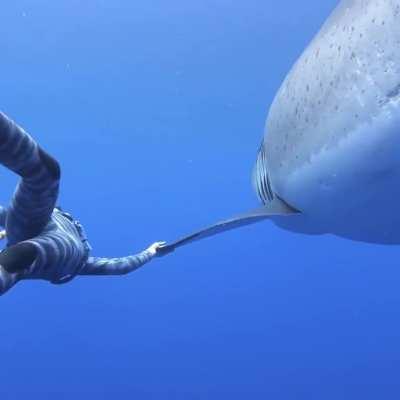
[2,0,400,398]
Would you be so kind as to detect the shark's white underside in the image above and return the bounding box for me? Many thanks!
[271,98,400,244]
[256,0,400,244]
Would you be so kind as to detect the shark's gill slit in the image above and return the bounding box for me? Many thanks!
[253,143,274,204]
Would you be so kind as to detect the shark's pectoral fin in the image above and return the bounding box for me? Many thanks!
[157,196,299,255]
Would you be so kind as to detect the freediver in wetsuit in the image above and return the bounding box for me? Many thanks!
[0,112,166,295]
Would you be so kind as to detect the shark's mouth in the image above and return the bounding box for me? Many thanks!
[252,142,274,204]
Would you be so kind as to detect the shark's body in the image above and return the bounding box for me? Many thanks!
[254,0,400,244]
[161,0,400,254]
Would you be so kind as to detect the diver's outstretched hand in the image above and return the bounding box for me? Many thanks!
[146,241,173,257]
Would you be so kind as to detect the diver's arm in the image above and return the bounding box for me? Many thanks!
[79,242,165,276]
[79,252,152,276]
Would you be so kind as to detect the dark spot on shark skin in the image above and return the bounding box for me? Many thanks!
[377,84,400,107]
[387,83,400,100]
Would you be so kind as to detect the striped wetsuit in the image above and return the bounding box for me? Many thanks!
[0,112,154,295]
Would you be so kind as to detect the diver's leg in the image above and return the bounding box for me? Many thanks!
[0,112,60,245]
[0,206,7,227]
[7,146,61,245]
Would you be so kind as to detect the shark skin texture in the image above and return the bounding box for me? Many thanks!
[165,1,400,252]
[254,0,400,244]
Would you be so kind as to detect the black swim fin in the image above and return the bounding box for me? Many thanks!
[157,196,299,255]
[0,242,38,273]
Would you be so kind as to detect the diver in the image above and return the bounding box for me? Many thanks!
[0,112,167,295]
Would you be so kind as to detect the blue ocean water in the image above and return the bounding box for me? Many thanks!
[1,1,400,398]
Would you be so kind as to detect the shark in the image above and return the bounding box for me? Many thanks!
[160,0,400,254]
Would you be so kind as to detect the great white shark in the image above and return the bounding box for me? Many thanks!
[160,0,400,254]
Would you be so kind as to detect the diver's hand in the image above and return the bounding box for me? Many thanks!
[155,242,175,257]
[146,241,167,257]
[0,230,6,240]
